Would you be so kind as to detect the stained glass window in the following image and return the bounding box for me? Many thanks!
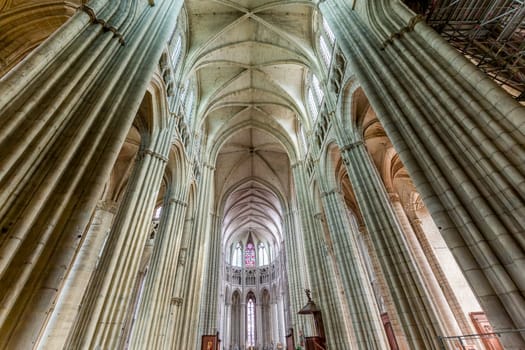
[245,242,255,267]
[247,297,255,346]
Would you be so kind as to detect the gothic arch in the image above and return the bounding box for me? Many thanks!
[0,1,80,77]
[209,118,299,165]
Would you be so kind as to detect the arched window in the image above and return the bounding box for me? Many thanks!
[319,35,332,67]
[307,88,318,119]
[322,17,336,44]
[258,243,269,266]
[312,75,324,102]
[246,294,256,347]
[232,243,242,267]
[185,88,195,123]
[245,242,255,267]
[171,35,182,64]
[153,206,162,219]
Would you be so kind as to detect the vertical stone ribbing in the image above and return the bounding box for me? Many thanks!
[282,209,308,340]
[321,2,525,347]
[36,201,116,349]
[173,163,215,349]
[66,124,173,349]
[0,0,184,346]
[408,216,474,336]
[358,225,409,349]
[198,213,222,335]
[321,189,388,349]
[291,163,352,348]
[340,142,444,349]
[127,149,190,350]
[389,193,461,337]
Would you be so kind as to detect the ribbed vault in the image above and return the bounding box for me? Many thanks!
[217,128,289,248]
[183,0,317,246]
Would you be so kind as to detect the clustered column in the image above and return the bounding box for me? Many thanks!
[320,188,389,349]
[128,168,190,350]
[172,162,215,349]
[0,0,183,347]
[321,2,525,347]
[66,125,173,349]
[291,162,352,348]
[339,140,445,349]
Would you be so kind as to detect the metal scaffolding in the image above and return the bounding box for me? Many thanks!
[408,0,525,100]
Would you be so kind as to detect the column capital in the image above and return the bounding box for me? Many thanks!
[321,188,341,197]
[169,198,187,207]
[340,140,364,152]
[96,200,118,213]
[141,148,168,163]
[388,192,400,202]
[171,297,183,306]
[411,217,423,225]
[291,161,303,169]
[178,248,187,266]
[203,162,215,170]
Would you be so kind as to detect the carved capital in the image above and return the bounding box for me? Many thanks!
[340,140,364,153]
[96,200,118,213]
[388,192,400,202]
[171,297,183,306]
[142,148,168,163]
[178,248,187,266]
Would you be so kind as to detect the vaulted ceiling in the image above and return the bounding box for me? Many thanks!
[181,0,320,247]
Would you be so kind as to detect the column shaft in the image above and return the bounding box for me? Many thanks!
[291,164,352,348]
[321,2,525,346]
[321,189,389,349]
[66,127,171,349]
[340,142,444,349]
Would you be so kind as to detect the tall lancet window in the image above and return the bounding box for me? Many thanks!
[232,243,242,267]
[245,242,255,267]
[258,243,269,266]
[246,294,256,347]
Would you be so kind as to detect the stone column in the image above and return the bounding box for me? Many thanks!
[389,192,461,338]
[224,301,231,350]
[167,213,193,348]
[198,213,222,336]
[271,296,279,346]
[256,300,263,347]
[0,0,183,346]
[321,2,525,347]
[291,162,352,348]
[36,200,117,349]
[339,140,444,349]
[321,189,389,349]
[66,127,171,349]
[277,292,286,344]
[173,162,215,349]
[357,224,408,349]
[282,209,308,339]
[240,301,246,349]
[127,165,190,350]
[408,216,475,337]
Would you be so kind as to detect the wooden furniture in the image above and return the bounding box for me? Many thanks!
[298,290,326,350]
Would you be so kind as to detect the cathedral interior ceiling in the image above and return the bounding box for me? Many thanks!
[182,0,317,244]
